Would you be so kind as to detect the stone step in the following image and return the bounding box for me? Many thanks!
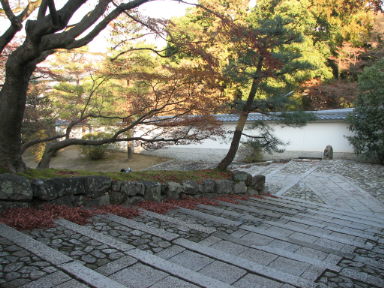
[246,197,384,234]
[176,207,243,226]
[173,238,316,288]
[280,215,379,242]
[214,201,373,249]
[275,196,384,223]
[139,208,216,234]
[217,200,283,219]
[101,214,179,241]
[195,203,357,257]
[0,223,128,288]
[56,219,233,288]
[211,231,342,272]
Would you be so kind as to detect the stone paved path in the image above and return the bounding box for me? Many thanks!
[1,160,384,288]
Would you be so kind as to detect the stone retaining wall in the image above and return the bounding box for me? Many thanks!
[0,171,265,211]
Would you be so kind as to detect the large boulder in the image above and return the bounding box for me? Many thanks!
[0,173,33,201]
[199,179,216,194]
[32,177,87,201]
[232,171,252,186]
[233,182,247,194]
[119,181,145,196]
[250,175,265,193]
[142,181,162,202]
[84,176,112,198]
[182,180,200,195]
[215,179,234,194]
[165,182,183,200]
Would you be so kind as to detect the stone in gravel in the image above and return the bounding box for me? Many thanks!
[70,250,85,257]
[84,246,94,253]
[51,239,63,245]
[33,261,50,267]
[5,245,20,252]
[81,255,97,263]
[12,250,29,257]
[91,250,106,259]
[4,262,23,272]
[137,244,150,250]
[109,252,124,260]
[130,230,144,236]
[6,278,29,287]
[43,267,57,273]
[30,270,46,280]
[102,248,117,254]
[19,266,38,274]
[5,271,21,281]
[69,239,82,245]
[108,230,120,237]
[158,241,171,248]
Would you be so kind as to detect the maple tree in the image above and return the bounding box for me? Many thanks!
[0,0,173,172]
[169,0,316,170]
[30,43,226,168]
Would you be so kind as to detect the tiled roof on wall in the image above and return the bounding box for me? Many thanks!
[215,108,353,122]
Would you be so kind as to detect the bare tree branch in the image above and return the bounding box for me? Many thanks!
[47,0,59,26]
[21,133,66,153]
[111,47,170,61]
[0,0,42,53]
[37,0,49,20]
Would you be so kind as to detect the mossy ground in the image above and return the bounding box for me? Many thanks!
[18,168,232,183]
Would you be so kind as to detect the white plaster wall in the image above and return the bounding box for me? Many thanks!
[137,121,356,161]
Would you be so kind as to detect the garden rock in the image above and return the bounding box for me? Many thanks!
[0,174,33,201]
[142,181,162,202]
[119,182,145,196]
[250,175,265,193]
[165,182,183,200]
[232,171,252,185]
[234,181,247,194]
[199,179,216,194]
[323,145,334,160]
[215,179,234,194]
[84,176,112,198]
[32,177,86,201]
[182,180,200,195]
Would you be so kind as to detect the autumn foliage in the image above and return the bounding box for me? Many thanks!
[0,193,272,230]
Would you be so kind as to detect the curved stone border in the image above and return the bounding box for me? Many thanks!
[0,171,265,211]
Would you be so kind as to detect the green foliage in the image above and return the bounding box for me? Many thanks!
[80,132,112,160]
[347,59,384,164]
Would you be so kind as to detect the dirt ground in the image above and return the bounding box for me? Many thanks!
[23,146,170,172]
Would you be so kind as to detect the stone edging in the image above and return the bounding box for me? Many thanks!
[0,171,265,211]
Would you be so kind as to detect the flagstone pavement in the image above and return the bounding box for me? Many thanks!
[1,159,383,288]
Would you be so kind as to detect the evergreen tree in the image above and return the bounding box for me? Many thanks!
[347,59,384,164]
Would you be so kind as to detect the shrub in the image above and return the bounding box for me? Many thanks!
[80,132,112,160]
[347,59,384,164]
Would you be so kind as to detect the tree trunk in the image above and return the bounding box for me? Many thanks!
[0,54,35,172]
[217,75,262,170]
[217,111,250,171]
[37,143,57,169]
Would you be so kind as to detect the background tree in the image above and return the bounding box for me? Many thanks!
[169,0,315,170]
[33,42,226,168]
[347,59,384,164]
[0,0,161,172]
